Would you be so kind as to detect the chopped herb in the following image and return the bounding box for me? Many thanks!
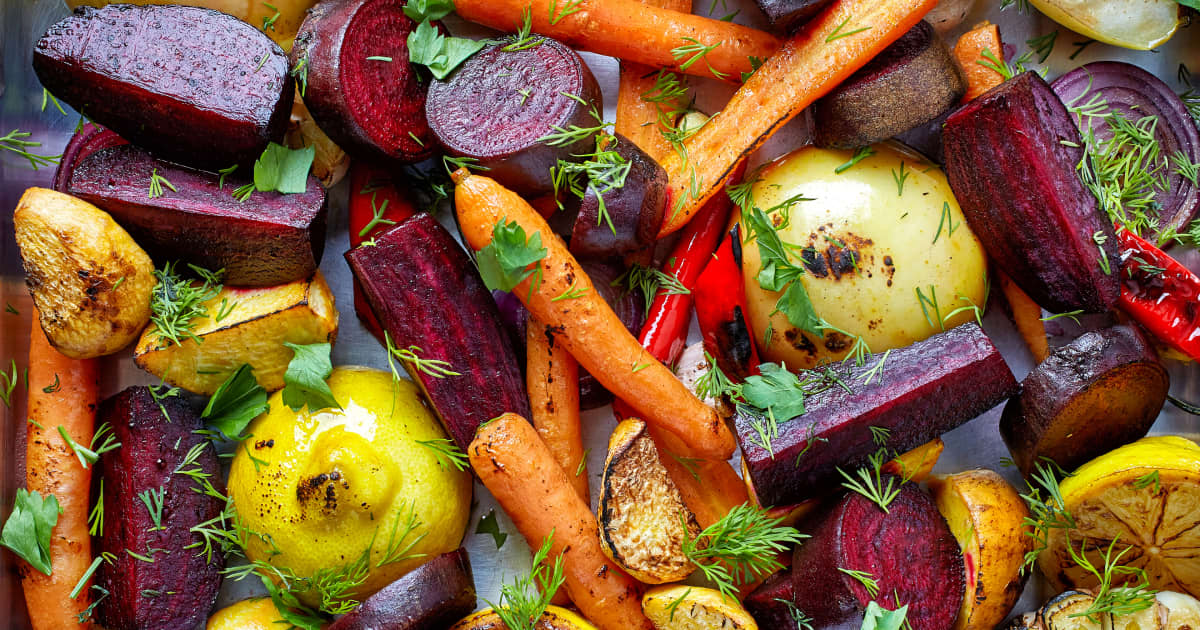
[148,168,177,199]
[551,278,588,301]
[1,129,61,170]
[416,438,469,471]
[825,16,871,43]
[202,364,268,440]
[665,588,693,621]
[612,262,690,317]
[386,338,460,379]
[861,601,910,630]
[217,164,238,189]
[837,568,880,597]
[1133,470,1160,493]
[516,88,533,105]
[1066,536,1155,621]
[915,285,944,332]
[148,262,223,346]
[261,2,280,31]
[835,147,875,174]
[548,0,583,24]
[138,487,167,532]
[70,556,106,599]
[42,374,60,394]
[5,303,17,315]
[550,134,631,232]
[681,503,807,600]
[891,162,909,196]
[476,510,508,549]
[408,20,486,80]
[1069,39,1095,60]
[488,534,566,630]
[280,342,341,413]
[402,0,455,22]
[1040,310,1084,325]
[838,450,901,513]
[1027,31,1058,63]
[671,37,727,80]
[0,360,15,408]
[931,201,958,244]
[365,55,393,62]
[476,219,547,293]
[0,489,61,576]
[741,55,765,82]
[358,192,398,238]
[502,6,542,52]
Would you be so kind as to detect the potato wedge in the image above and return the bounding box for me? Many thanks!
[134,272,337,394]
[450,606,598,630]
[597,418,698,584]
[642,585,758,630]
[14,187,154,358]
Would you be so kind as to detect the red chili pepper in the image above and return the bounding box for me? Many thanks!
[348,163,417,343]
[1116,228,1200,360]
[693,224,761,381]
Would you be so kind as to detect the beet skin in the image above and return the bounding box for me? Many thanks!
[329,548,476,630]
[67,144,327,286]
[94,387,224,630]
[568,133,667,258]
[34,4,293,170]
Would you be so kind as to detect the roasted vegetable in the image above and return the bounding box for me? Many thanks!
[426,39,602,197]
[1116,229,1200,361]
[34,4,293,170]
[286,92,350,188]
[134,272,338,394]
[642,585,759,630]
[943,71,1119,313]
[567,134,667,258]
[451,607,599,630]
[328,549,476,630]
[345,213,530,450]
[291,0,436,165]
[812,21,964,149]
[13,187,154,359]
[598,419,698,584]
[578,260,645,410]
[737,323,1018,508]
[999,325,1168,476]
[1006,590,1200,630]
[753,0,833,33]
[66,145,327,287]
[52,123,125,193]
[694,227,760,382]
[347,164,417,343]
[63,0,317,47]
[95,386,224,630]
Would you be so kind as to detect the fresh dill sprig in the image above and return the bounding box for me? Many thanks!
[825,16,872,43]
[1066,537,1156,622]
[488,534,566,630]
[835,147,875,174]
[137,487,167,532]
[547,0,583,25]
[1019,459,1076,572]
[148,262,224,346]
[671,37,727,80]
[0,129,60,170]
[550,133,631,233]
[837,568,880,597]
[838,449,902,513]
[0,360,17,408]
[416,438,469,471]
[681,503,807,600]
[612,262,690,317]
[148,168,177,199]
[386,337,460,379]
[358,192,397,238]
[376,500,428,566]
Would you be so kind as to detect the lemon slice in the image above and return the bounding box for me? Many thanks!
[1028,0,1181,50]
[1039,436,1200,597]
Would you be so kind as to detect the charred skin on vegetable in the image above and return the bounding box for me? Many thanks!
[1117,228,1200,361]
[33,4,293,170]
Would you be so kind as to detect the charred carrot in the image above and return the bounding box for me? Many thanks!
[453,0,778,83]
[526,315,589,503]
[348,163,417,343]
[470,413,653,630]
[614,0,693,160]
[23,316,99,629]
[454,170,736,460]
[657,0,938,236]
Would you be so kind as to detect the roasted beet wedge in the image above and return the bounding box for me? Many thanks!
[426,38,601,197]
[67,145,326,286]
[52,123,125,192]
[754,0,833,32]
[345,213,531,450]
[292,0,435,164]
[34,4,293,170]
[329,548,476,630]
[568,134,667,258]
[788,482,964,630]
[736,323,1018,508]
[944,71,1119,313]
[94,387,223,630]
[1000,325,1168,476]
[745,568,799,629]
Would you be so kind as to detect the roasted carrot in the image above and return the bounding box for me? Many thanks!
[454,0,778,83]
[614,0,693,160]
[526,315,589,504]
[999,272,1050,362]
[470,413,653,630]
[454,169,736,460]
[657,0,938,236]
[951,21,1005,101]
[23,315,99,629]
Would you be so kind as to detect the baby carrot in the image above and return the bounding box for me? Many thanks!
[23,315,99,629]
[526,315,589,503]
[470,413,653,630]
[614,0,693,160]
[454,169,735,460]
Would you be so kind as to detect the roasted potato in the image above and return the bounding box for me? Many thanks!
[597,419,698,584]
[134,271,337,394]
[451,606,598,630]
[643,585,758,630]
[14,187,155,358]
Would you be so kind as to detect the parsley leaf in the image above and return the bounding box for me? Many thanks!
[739,363,807,421]
[254,143,314,194]
[476,509,508,549]
[403,0,456,21]
[476,219,547,292]
[202,364,268,439]
[0,489,61,576]
[408,20,485,80]
[281,343,341,413]
[861,602,909,630]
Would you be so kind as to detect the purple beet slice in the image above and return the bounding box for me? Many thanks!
[345,213,531,450]
[754,0,834,32]
[788,482,964,630]
[66,144,326,286]
[1051,61,1200,239]
[426,38,602,197]
[943,71,1119,313]
[33,4,293,170]
[1000,325,1168,476]
[812,21,964,149]
[329,548,476,630]
[292,0,436,164]
[94,386,224,630]
[745,568,799,629]
[736,323,1018,508]
[568,134,667,258]
[52,123,125,192]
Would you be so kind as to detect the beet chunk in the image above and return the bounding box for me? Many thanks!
[787,483,964,630]
[736,323,1018,508]
[94,387,223,630]
[345,213,531,450]
[754,0,833,32]
[745,568,799,629]
[426,38,602,197]
[329,548,476,630]
[34,4,293,170]
[52,123,126,193]
[67,144,326,286]
[292,0,436,164]
[568,134,667,258]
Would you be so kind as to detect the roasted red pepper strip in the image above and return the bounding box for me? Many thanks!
[348,163,417,342]
[693,224,761,381]
[1117,228,1200,360]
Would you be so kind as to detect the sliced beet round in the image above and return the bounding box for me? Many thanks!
[292,0,436,164]
[812,21,964,149]
[568,133,667,258]
[788,482,965,630]
[1000,325,1169,476]
[426,38,602,197]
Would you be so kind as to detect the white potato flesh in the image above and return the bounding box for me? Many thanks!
[741,142,988,369]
